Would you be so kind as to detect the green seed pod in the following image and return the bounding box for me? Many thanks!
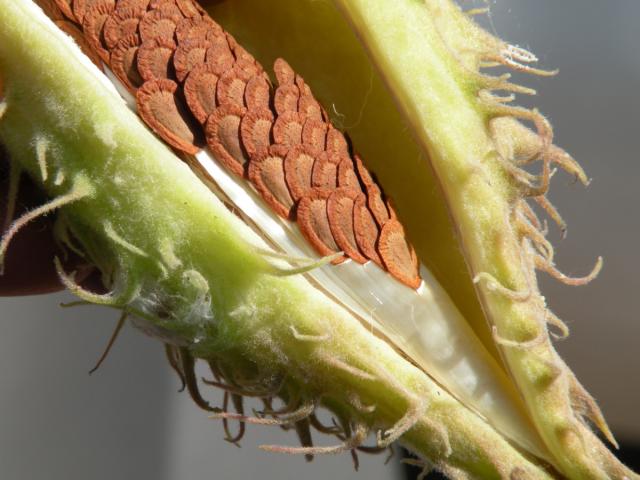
[0,0,636,478]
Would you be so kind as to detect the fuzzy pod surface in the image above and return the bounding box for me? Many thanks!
[0,0,636,479]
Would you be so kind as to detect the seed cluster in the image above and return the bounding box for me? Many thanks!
[51,0,421,288]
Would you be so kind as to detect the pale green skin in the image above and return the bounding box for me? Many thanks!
[0,0,635,479]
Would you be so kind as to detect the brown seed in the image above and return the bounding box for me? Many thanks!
[173,36,209,82]
[114,0,150,16]
[205,103,249,177]
[301,118,328,156]
[216,69,248,108]
[247,145,294,219]
[297,189,344,263]
[139,7,183,42]
[366,183,391,227]
[326,126,350,157]
[244,75,271,111]
[137,37,176,81]
[353,153,375,187]
[378,219,421,289]
[226,33,254,65]
[294,74,309,93]
[239,108,274,159]
[136,78,201,155]
[284,144,317,202]
[327,189,367,264]
[183,63,219,124]
[273,111,303,147]
[103,7,143,49]
[52,0,76,21]
[311,151,340,190]
[205,37,236,76]
[176,0,204,18]
[37,0,67,21]
[110,34,143,91]
[298,93,324,122]
[273,84,300,115]
[82,0,116,63]
[337,157,362,191]
[73,0,100,24]
[148,0,171,7]
[147,0,183,17]
[385,197,399,221]
[353,194,383,266]
[273,58,295,85]
[175,16,223,43]
[226,33,262,78]
[55,20,104,70]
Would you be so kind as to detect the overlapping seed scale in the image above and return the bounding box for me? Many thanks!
[52,0,421,289]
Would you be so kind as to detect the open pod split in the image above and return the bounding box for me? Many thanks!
[0,0,636,478]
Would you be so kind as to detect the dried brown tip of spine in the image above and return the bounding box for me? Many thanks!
[183,63,219,124]
[273,111,304,147]
[297,189,344,263]
[301,118,327,156]
[205,104,249,178]
[216,68,248,109]
[53,0,76,21]
[173,37,209,82]
[110,34,143,91]
[103,7,143,50]
[379,219,421,289]
[327,189,368,264]
[284,145,316,202]
[139,7,182,43]
[353,195,383,266]
[136,79,201,155]
[55,20,105,70]
[137,37,176,81]
[240,108,274,159]
[245,75,272,111]
[82,0,116,63]
[248,145,295,220]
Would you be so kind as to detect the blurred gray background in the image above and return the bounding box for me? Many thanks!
[1,1,639,479]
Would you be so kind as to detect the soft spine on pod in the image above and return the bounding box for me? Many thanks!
[0,0,635,479]
[332,0,635,478]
